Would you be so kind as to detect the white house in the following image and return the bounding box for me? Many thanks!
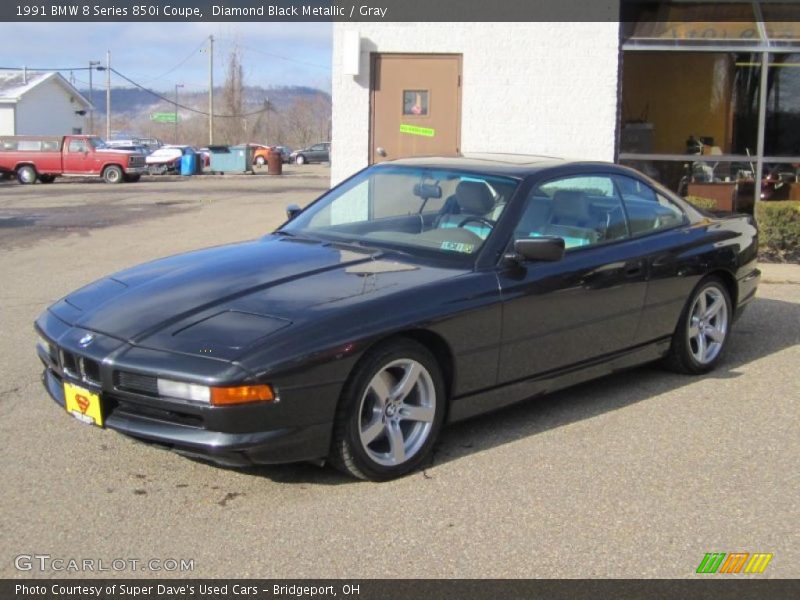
[0,71,93,136]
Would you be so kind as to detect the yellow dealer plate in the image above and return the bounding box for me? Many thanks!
[64,382,103,427]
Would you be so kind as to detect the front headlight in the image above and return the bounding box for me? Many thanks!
[157,379,210,403]
[37,334,52,356]
[157,378,276,406]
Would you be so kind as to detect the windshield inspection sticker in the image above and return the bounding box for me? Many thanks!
[440,241,475,253]
[400,124,436,137]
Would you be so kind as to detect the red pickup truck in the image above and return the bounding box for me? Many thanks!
[0,135,147,184]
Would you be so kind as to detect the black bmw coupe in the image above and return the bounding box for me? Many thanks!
[35,155,760,480]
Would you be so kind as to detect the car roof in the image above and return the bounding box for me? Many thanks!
[380,153,622,178]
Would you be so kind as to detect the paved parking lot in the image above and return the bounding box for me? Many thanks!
[1,169,798,578]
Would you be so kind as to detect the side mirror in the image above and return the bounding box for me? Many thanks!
[285,204,302,221]
[509,237,565,263]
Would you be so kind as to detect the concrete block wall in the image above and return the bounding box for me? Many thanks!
[332,19,621,185]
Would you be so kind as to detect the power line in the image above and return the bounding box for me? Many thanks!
[110,67,272,118]
[138,38,208,84]
[236,43,330,70]
[0,66,93,71]
[1,63,273,118]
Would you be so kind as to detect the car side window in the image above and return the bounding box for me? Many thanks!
[615,175,686,236]
[513,175,629,250]
[68,139,87,153]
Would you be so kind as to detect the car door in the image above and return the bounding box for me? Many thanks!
[496,173,648,383]
[62,138,92,174]
[309,144,325,162]
[613,174,696,345]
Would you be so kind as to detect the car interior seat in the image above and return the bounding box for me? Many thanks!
[436,181,496,238]
[529,190,599,248]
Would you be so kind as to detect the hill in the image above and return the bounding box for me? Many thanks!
[81,85,331,147]
[82,85,330,117]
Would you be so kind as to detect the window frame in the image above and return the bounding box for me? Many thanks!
[620,0,800,208]
[280,163,522,263]
[506,172,635,256]
[612,174,690,240]
[68,139,87,153]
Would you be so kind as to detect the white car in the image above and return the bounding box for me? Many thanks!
[145,146,187,173]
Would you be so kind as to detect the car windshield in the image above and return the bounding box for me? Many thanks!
[281,165,520,257]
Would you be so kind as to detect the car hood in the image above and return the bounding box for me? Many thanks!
[97,148,138,155]
[146,152,181,163]
[48,236,463,360]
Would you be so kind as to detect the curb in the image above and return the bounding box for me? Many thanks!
[758,262,800,285]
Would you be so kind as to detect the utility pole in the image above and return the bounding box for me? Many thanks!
[105,50,111,140]
[88,60,100,135]
[174,83,184,142]
[208,34,214,145]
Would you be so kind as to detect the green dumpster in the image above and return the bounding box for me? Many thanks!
[208,145,254,174]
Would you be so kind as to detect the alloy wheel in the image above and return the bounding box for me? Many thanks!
[357,359,436,467]
[687,284,729,365]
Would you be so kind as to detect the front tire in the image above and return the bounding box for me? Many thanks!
[664,276,732,374]
[330,340,446,481]
[255,156,266,166]
[103,165,124,184]
[16,165,37,184]
[295,155,306,165]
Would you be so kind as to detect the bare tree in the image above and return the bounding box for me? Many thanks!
[282,95,331,148]
[217,46,246,144]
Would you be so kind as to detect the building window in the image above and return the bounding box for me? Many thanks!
[403,90,429,116]
[620,0,800,211]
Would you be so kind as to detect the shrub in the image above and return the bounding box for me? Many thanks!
[685,195,719,211]
[755,201,800,263]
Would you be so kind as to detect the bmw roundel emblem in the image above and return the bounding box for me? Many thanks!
[78,333,94,347]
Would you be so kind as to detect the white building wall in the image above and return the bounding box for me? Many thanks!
[332,19,621,185]
[0,104,15,135]
[14,78,86,135]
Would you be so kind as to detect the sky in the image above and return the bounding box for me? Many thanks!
[0,22,333,93]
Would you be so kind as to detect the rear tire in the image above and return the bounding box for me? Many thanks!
[103,165,124,184]
[329,339,446,481]
[663,276,732,374]
[255,156,266,166]
[16,165,37,184]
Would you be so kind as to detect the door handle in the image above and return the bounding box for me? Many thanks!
[625,263,643,277]
[375,147,387,158]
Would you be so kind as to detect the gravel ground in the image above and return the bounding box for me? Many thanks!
[0,169,797,578]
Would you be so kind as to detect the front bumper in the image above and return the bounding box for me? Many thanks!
[42,368,331,466]
[124,166,148,175]
[38,338,333,467]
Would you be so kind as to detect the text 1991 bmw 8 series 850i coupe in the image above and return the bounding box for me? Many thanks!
[35,154,760,480]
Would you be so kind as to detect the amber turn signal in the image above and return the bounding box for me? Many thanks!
[210,384,276,406]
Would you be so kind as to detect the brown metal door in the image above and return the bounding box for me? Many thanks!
[370,54,461,164]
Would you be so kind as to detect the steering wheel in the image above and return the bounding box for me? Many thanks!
[457,216,495,230]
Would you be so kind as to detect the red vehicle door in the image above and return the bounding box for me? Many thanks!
[62,138,95,174]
